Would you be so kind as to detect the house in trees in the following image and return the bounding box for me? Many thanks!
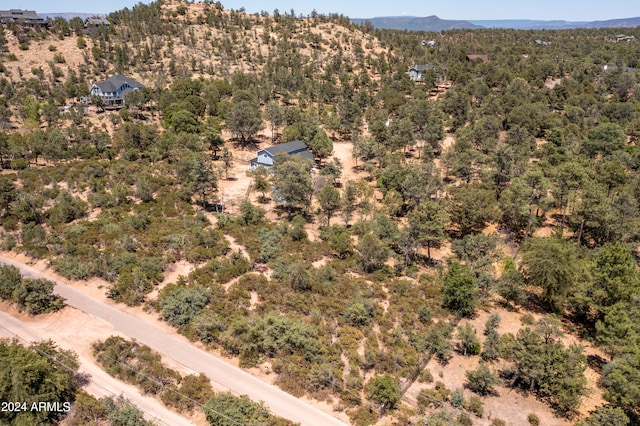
[90,75,144,109]
[601,65,635,72]
[0,9,48,28]
[408,64,434,82]
[84,17,110,28]
[249,140,314,170]
[612,34,635,42]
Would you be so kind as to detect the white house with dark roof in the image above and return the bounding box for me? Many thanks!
[408,64,434,82]
[249,140,314,170]
[90,75,144,109]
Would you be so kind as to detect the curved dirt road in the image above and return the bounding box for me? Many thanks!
[0,257,348,426]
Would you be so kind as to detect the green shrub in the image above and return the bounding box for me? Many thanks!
[203,392,284,426]
[10,158,29,170]
[521,313,535,325]
[239,200,265,225]
[12,278,65,315]
[0,233,16,250]
[465,363,500,396]
[451,388,465,408]
[0,340,79,425]
[0,264,22,300]
[93,336,180,395]
[160,373,214,412]
[435,381,450,401]
[457,412,473,426]
[465,395,484,417]
[160,284,209,328]
[109,268,152,306]
[2,217,19,231]
[419,368,434,383]
[47,192,88,225]
[344,298,375,326]
[349,404,379,426]
[209,252,251,283]
[485,313,501,335]
[51,256,92,280]
[481,330,501,362]
[457,323,481,355]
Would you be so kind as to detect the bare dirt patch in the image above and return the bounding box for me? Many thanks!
[147,259,196,300]
[402,305,606,425]
[224,234,250,259]
[332,141,367,184]
[3,29,86,85]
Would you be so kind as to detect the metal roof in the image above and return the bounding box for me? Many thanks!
[411,64,434,71]
[93,75,144,93]
[263,140,309,155]
[85,17,110,26]
[0,9,45,23]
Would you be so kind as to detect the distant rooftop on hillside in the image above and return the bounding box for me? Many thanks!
[85,17,110,27]
[0,9,47,26]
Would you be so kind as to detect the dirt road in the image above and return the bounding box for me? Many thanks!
[0,310,195,426]
[0,257,348,426]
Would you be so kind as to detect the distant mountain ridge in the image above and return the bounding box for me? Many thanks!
[470,20,589,30]
[353,15,640,31]
[351,15,481,31]
[472,16,640,29]
[582,17,640,28]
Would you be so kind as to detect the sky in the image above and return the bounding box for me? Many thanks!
[4,0,640,21]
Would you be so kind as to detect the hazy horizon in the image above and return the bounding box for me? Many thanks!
[2,0,640,22]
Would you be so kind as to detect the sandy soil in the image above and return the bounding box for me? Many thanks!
[432,133,456,181]
[0,250,351,424]
[0,302,200,426]
[214,138,255,216]
[147,259,196,300]
[2,29,86,87]
[224,234,250,259]
[332,140,367,184]
[402,305,606,425]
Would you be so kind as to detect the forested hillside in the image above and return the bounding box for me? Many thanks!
[1,0,639,425]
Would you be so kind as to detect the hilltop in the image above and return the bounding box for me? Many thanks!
[2,1,388,92]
